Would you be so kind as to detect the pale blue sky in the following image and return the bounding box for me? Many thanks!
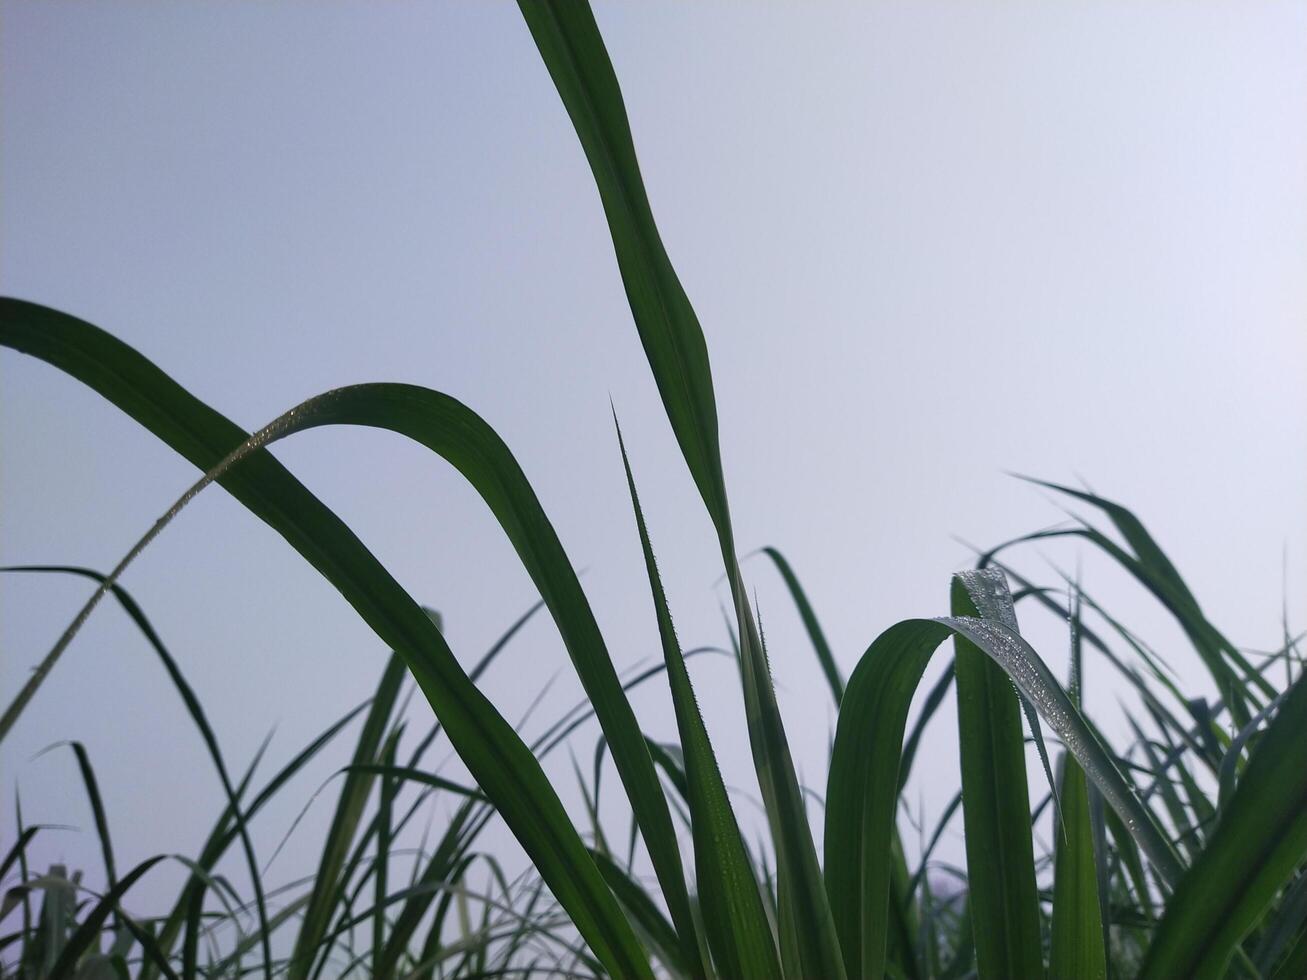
[3,1,1305,918]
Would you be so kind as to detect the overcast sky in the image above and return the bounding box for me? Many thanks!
[3,0,1305,920]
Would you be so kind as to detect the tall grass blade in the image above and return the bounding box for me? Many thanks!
[62,743,118,907]
[1050,750,1108,979]
[617,419,780,978]
[518,7,845,973]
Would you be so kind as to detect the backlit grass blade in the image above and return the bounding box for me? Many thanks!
[1140,669,1307,979]
[518,7,845,974]
[0,300,652,980]
[948,572,1043,979]
[617,419,781,979]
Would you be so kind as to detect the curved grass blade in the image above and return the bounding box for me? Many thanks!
[1140,670,1307,979]
[338,764,483,801]
[1217,687,1291,812]
[514,1,729,533]
[617,419,780,978]
[0,300,651,980]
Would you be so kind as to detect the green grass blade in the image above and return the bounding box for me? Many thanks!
[338,764,483,801]
[515,1,729,536]
[826,618,966,980]
[1140,670,1307,979]
[948,572,1043,979]
[617,419,780,979]
[1050,751,1108,979]
[0,825,39,885]
[63,742,118,905]
[0,300,651,980]
[757,547,843,705]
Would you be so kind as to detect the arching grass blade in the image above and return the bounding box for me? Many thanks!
[0,301,651,980]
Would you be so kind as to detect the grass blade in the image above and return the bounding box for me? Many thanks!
[617,419,780,978]
[757,547,843,705]
[1050,751,1108,979]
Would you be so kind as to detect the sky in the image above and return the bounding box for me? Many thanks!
[3,0,1306,928]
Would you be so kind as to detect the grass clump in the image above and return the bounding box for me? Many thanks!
[2,3,1304,978]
